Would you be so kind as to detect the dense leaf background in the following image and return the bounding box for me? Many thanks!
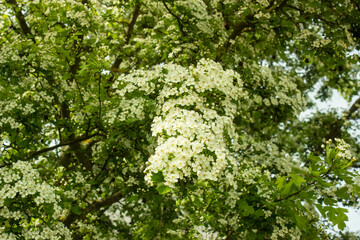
[1,0,360,239]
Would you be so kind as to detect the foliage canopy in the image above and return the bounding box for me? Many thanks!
[1,0,360,239]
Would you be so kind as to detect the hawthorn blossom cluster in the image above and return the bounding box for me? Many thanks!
[0,161,71,239]
[0,161,59,209]
[270,217,301,240]
[333,138,355,161]
[113,59,247,186]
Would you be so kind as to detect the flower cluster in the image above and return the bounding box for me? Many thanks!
[270,217,301,240]
[0,161,70,239]
[333,138,354,161]
[0,161,60,208]
[113,59,247,186]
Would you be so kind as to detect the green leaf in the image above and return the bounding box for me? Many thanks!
[151,172,165,183]
[309,153,321,163]
[254,209,265,218]
[316,204,349,230]
[326,148,336,164]
[315,204,326,218]
[310,169,321,177]
[64,92,73,100]
[342,175,355,184]
[281,181,293,195]
[317,178,333,187]
[242,8,251,16]
[335,187,350,199]
[324,197,336,206]
[190,195,203,208]
[238,199,249,208]
[290,174,306,187]
[244,205,255,216]
[125,117,138,124]
[276,176,286,190]
[238,199,254,216]
[156,184,171,195]
[328,207,348,230]
[294,213,307,231]
[71,206,82,215]
[196,180,208,188]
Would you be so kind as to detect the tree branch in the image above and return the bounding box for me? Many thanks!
[344,97,360,120]
[63,190,124,228]
[111,2,141,72]
[59,102,93,171]
[275,181,316,202]
[126,2,141,44]
[215,0,290,62]
[275,161,338,203]
[105,2,142,95]
[310,97,360,155]
[6,0,35,43]
[350,0,360,12]
[57,29,97,170]
[27,133,105,159]
[162,0,185,36]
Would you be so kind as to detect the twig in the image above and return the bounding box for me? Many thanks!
[275,181,316,202]
[27,133,105,159]
[216,0,291,62]
[162,0,185,36]
[98,74,102,121]
[275,161,337,203]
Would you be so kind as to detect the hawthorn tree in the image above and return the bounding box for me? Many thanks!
[1,0,360,239]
